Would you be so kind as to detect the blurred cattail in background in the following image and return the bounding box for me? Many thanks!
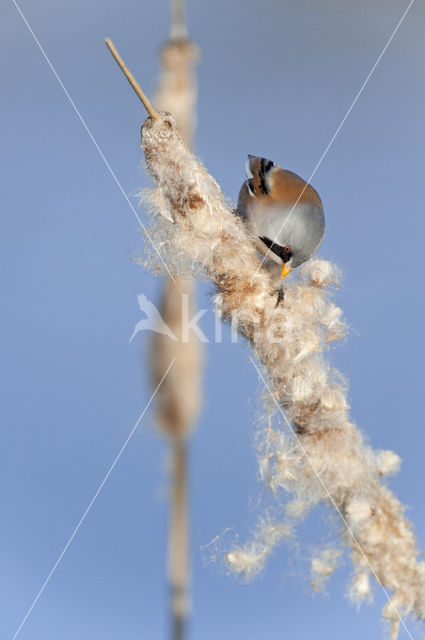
[148,2,203,639]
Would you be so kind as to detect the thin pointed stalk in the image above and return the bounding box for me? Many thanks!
[104,38,160,120]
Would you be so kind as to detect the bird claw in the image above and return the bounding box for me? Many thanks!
[274,287,285,308]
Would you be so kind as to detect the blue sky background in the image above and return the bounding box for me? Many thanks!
[1,0,425,638]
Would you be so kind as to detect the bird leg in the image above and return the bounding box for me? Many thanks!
[274,286,285,308]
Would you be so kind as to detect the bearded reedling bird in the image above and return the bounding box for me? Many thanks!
[238,156,325,301]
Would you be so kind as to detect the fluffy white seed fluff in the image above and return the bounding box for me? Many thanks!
[311,547,342,592]
[140,113,425,638]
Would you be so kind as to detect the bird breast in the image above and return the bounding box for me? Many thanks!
[243,197,325,268]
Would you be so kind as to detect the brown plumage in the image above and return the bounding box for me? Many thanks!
[238,155,325,273]
[242,156,322,208]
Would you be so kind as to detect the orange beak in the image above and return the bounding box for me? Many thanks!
[281,263,291,279]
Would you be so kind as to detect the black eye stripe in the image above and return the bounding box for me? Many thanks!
[259,236,291,263]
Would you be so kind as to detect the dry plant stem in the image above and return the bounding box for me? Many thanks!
[137,112,425,639]
[105,46,425,637]
[151,278,202,637]
[171,0,188,40]
[104,38,160,120]
[170,437,188,640]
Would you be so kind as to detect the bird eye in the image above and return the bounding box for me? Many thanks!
[284,245,291,254]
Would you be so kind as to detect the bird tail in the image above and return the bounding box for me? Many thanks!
[245,155,275,196]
